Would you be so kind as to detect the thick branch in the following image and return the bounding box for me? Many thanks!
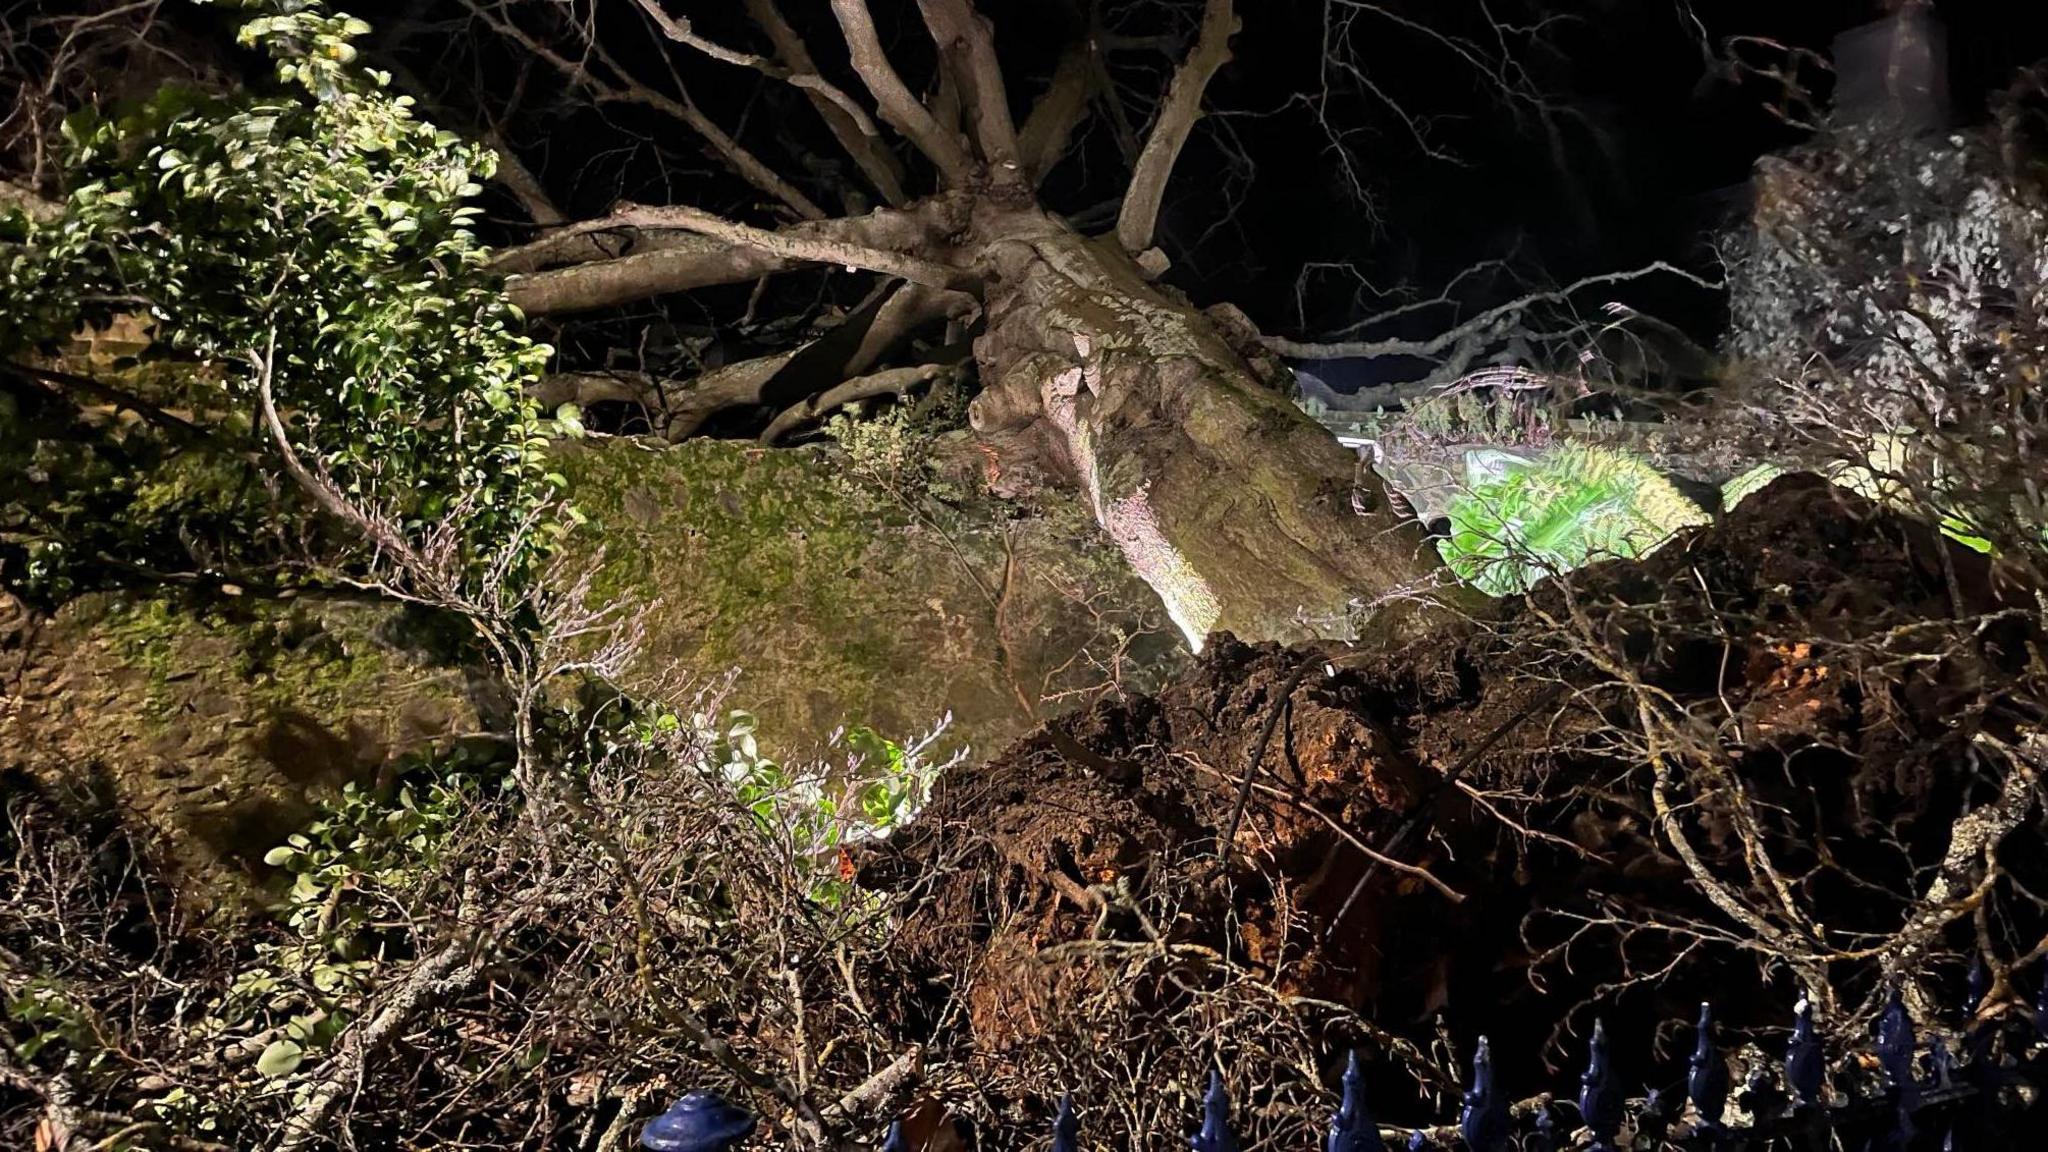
[829,0,975,185]
[504,238,784,315]
[844,282,980,376]
[480,126,566,227]
[760,363,948,444]
[535,354,795,442]
[1115,0,1238,253]
[744,0,909,206]
[1018,43,1093,184]
[500,199,967,315]
[915,0,1021,176]
[602,203,969,290]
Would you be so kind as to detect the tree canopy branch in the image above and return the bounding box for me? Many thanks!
[501,199,973,315]
[743,0,910,206]
[1115,0,1239,253]
[1262,262,1722,361]
[915,0,1022,177]
[1018,42,1094,185]
[829,0,975,185]
[464,0,827,221]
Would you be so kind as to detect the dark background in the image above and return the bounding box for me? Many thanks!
[350,0,2048,386]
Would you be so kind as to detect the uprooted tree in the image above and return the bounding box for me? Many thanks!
[7,3,2048,1151]
[442,0,1481,649]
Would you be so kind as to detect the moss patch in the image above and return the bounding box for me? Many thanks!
[1,591,491,910]
[556,437,1183,759]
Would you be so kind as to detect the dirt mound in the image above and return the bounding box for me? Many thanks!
[866,474,2047,1076]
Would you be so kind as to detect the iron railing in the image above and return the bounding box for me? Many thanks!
[637,961,2048,1151]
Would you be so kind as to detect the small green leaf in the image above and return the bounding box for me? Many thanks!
[256,1039,305,1078]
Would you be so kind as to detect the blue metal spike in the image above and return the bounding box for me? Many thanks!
[638,1093,759,1152]
[1579,1020,1623,1152]
[1327,1050,1386,1152]
[1876,987,1921,1112]
[1052,1094,1080,1152]
[1688,1002,1729,1135]
[1784,997,1825,1109]
[1966,956,1990,1018]
[1458,1037,1509,1152]
[879,1119,907,1152]
[1190,1070,1239,1152]
[1405,1131,1430,1152]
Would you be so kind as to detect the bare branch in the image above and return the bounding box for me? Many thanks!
[631,0,909,208]
[1116,0,1238,253]
[844,281,979,376]
[1018,42,1093,184]
[499,197,970,315]
[535,352,797,441]
[828,0,974,185]
[464,0,827,221]
[272,931,502,1152]
[602,203,970,290]
[480,126,567,227]
[760,362,949,444]
[915,0,1021,177]
[1262,261,1721,361]
[743,0,909,206]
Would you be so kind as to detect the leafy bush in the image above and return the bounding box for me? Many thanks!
[1,0,559,596]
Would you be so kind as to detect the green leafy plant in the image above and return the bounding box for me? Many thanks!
[1438,442,1712,596]
[1,0,562,596]
[196,767,481,1094]
[661,708,949,904]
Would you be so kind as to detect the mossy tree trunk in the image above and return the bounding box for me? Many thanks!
[481,0,1458,649]
[966,214,1453,647]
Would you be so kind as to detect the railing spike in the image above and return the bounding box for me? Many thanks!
[1190,1069,1238,1152]
[637,1092,758,1152]
[1638,1087,1672,1145]
[1580,1019,1622,1152]
[1785,996,1825,1109]
[1326,1050,1385,1152]
[1404,1130,1430,1152]
[1689,1002,1729,1135]
[1929,1037,1956,1092]
[1458,1036,1508,1152]
[1051,1093,1079,1152]
[1877,987,1920,1102]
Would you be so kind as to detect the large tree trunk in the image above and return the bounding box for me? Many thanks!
[501,196,1459,649]
[965,209,1458,648]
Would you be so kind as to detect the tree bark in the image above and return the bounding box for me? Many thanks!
[1116,0,1238,253]
[966,210,1461,648]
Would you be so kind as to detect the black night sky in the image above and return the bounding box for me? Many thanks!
[346,0,2048,389]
